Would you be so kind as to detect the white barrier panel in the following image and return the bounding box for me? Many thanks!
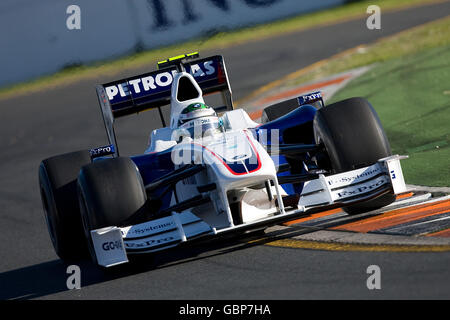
[0,0,344,87]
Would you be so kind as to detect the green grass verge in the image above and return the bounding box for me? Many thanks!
[329,45,450,187]
[286,14,450,87]
[0,0,442,100]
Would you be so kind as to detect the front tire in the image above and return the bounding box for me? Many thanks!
[77,157,147,264]
[313,97,395,214]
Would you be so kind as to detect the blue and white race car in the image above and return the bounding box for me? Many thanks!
[39,53,407,267]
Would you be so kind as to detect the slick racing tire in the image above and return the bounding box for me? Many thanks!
[77,157,147,264]
[39,150,92,261]
[313,97,395,215]
[261,98,299,123]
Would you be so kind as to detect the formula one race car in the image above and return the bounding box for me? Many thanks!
[39,52,407,267]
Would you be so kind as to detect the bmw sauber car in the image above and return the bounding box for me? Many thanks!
[39,52,408,267]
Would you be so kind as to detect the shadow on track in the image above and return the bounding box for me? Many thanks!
[0,259,101,300]
[0,226,325,300]
[0,204,384,300]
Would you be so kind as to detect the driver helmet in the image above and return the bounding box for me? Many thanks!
[177,102,223,139]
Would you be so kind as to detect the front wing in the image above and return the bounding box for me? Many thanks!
[91,155,407,267]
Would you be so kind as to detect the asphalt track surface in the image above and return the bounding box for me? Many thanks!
[1,2,450,300]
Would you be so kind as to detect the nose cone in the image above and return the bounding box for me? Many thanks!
[205,132,260,176]
[200,131,277,191]
[170,130,277,191]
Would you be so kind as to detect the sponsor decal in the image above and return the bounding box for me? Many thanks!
[89,144,115,157]
[125,236,176,248]
[297,91,322,106]
[105,60,216,102]
[327,168,381,187]
[201,131,261,174]
[336,178,387,198]
[390,170,396,179]
[232,154,247,160]
[125,221,175,237]
[102,241,123,251]
[180,117,216,129]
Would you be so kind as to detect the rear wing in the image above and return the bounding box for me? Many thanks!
[95,54,234,156]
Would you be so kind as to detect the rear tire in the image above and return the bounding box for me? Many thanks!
[313,97,395,214]
[39,150,91,261]
[261,98,299,123]
[77,157,147,264]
